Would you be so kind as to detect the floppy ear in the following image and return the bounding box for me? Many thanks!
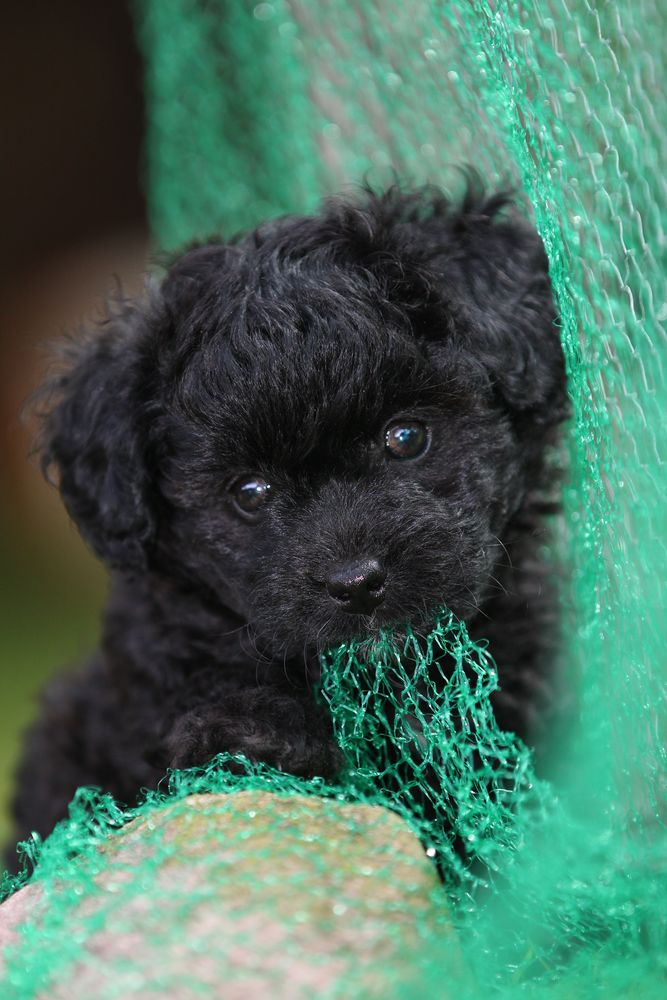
[39,302,159,573]
[438,192,569,425]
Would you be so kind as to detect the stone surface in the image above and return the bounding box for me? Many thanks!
[0,792,461,998]
[0,881,44,977]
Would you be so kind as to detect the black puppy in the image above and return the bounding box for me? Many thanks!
[10,180,568,856]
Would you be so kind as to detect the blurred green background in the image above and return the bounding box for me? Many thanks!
[0,1,147,849]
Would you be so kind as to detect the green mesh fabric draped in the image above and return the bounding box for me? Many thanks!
[2,1,666,996]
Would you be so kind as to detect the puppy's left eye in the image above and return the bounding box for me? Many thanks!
[230,476,271,517]
[384,421,429,460]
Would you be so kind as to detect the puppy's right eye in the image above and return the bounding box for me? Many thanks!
[384,420,429,460]
[230,476,271,517]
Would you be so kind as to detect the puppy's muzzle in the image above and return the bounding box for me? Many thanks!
[325,558,386,615]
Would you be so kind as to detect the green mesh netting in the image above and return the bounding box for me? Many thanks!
[2,1,666,996]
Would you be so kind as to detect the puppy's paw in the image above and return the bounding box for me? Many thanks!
[164,690,342,781]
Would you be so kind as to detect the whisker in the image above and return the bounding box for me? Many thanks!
[486,574,509,596]
[491,534,513,570]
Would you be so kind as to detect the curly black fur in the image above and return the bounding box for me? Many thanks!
[8,180,569,863]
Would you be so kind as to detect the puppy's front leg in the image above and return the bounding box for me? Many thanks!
[164,687,342,781]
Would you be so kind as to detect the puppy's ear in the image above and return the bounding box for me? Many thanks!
[436,188,568,425]
[38,302,159,573]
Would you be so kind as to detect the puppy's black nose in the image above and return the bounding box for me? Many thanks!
[325,558,386,615]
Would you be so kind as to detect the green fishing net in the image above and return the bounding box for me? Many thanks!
[2,0,666,996]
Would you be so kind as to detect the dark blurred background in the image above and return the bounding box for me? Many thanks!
[0,2,148,847]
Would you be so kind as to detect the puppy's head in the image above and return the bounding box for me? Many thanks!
[39,181,568,654]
